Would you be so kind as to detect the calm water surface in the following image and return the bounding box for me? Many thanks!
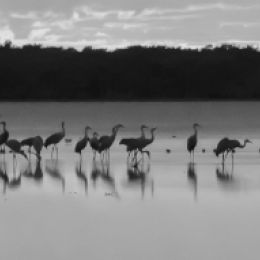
[0,102,260,260]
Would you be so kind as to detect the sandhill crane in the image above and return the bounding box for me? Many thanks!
[119,125,148,160]
[226,138,252,164]
[0,121,9,153]
[137,127,157,160]
[33,136,44,160]
[21,136,43,160]
[74,126,91,160]
[187,123,200,162]
[21,137,35,153]
[214,138,252,164]
[44,121,65,159]
[90,132,102,160]
[214,137,230,164]
[98,124,124,161]
[6,139,28,160]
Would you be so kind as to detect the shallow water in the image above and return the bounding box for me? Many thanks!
[0,102,260,260]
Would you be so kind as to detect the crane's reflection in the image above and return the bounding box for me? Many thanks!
[216,163,233,181]
[91,160,119,198]
[75,161,88,195]
[124,161,154,199]
[0,161,8,194]
[187,162,197,201]
[45,159,65,193]
[22,159,43,184]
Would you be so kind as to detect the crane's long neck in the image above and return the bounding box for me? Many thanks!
[149,130,155,142]
[111,128,118,141]
[193,126,198,137]
[141,128,146,138]
[85,129,90,139]
[240,140,247,148]
[61,125,65,137]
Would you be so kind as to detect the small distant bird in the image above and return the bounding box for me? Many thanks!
[187,123,200,161]
[74,126,92,159]
[6,139,28,160]
[44,121,65,158]
[202,148,206,153]
[166,149,171,154]
[0,121,9,153]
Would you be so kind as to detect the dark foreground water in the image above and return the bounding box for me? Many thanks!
[0,102,260,260]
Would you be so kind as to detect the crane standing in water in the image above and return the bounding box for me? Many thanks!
[90,132,102,160]
[187,123,201,162]
[225,138,252,164]
[119,125,148,161]
[74,126,92,161]
[214,138,252,164]
[98,124,124,162]
[0,121,9,154]
[44,121,65,159]
[136,127,157,162]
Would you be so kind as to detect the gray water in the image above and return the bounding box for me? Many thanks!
[0,102,260,260]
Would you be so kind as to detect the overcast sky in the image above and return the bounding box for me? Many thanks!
[0,0,260,49]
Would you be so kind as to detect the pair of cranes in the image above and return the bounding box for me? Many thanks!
[186,123,252,164]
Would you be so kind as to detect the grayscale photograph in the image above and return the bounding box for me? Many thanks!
[0,0,260,259]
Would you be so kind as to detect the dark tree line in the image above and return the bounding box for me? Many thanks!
[0,41,260,100]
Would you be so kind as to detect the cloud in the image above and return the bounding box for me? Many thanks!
[0,25,15,41]
[0,2,259,49]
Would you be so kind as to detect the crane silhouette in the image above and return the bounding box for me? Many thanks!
[214,138,252,164]
[44,121,65,159]
[98,124,124,161]
[226,138,252,164]
[90,132,102,160]
[21,136,43,160]
[0,121,9,154]
[74,126,92,161]
[214,137,230,164]
[137,127,157,161]
[119,125,148,161]
[187,123,200,162]
[6,139,28,160]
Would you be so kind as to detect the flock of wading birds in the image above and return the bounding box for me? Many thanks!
[0,121,253,166]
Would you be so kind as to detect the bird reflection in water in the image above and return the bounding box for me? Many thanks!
[187,162,198,200]
[216,163,233,182]
[75,161,88,195]
[22,158,43,184]
[91,159,119,198]
[125,160,154,199]
[0,161,8,193]
[45,159,65,193]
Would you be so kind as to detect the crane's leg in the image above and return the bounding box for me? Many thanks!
[56,145,59,159]
[51,146,54,159]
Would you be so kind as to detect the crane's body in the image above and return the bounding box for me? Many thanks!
[75,126,91,159]
[187,123,200,162]
[44,122,65,159]
[0,122,9,153]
